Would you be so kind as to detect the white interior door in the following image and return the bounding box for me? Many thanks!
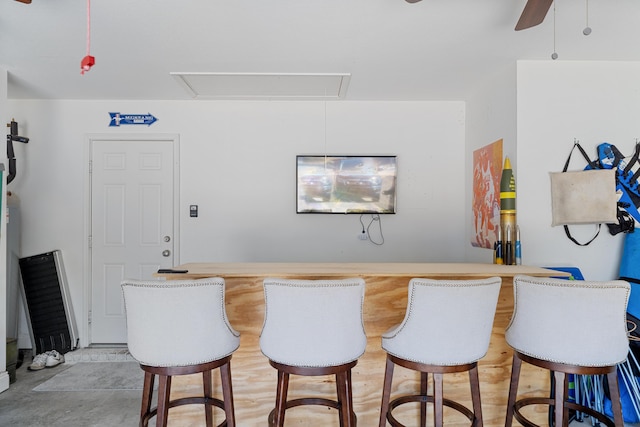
[89,138,177,344]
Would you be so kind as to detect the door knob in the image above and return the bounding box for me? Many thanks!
[162,250,171,257]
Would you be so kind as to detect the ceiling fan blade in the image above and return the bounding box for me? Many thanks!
[515,0,553,31]
[15,0,32,3]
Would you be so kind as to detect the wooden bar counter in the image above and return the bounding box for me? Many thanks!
[156,263,567,426]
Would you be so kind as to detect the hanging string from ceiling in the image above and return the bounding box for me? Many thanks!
[81,0,95,75]
[583,0,592,35]
[323,99,328,171]
[551,1,558,60]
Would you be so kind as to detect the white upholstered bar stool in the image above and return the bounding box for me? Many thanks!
[121,277,240,427]
[505,275,630,427]
[379,277,502,427]
[259,277,367,427]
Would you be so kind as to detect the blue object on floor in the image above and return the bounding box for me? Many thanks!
[620,231,640,319]
[603,369,640,423]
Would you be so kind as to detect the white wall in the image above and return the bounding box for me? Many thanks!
[6,99,466,346]
[517,60,640,280]
[9,61,638,349]
[0,68,9,392]
[464,63,518,263]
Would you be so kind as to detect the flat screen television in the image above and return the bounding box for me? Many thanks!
[296,155,397,214]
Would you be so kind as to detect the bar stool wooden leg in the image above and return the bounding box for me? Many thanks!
[469,365,483,426]
[380,356,483,427]
[140,372,155,427]
[553,371,566,427]
[156,375,171,427]
[203,370,213,427]
[220,362,236,427]
[346,369,356,426]
[507,351,624,427]
[420,372,428,427]
[504,354,522,427]
[433,372,444,427]
[338,369,357,427]
[267,362,358,427]
[272,370,289,427]
[336,371,351,427]
[350,371,357,426]
[608,370,624,427]
[140,360,237,427]
[379,356,394,427]
[336,374,343,427]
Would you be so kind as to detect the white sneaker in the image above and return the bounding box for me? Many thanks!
[28,351,51,371]
[45,350,65,368]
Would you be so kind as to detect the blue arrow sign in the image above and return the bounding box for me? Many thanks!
[109,112,158,127]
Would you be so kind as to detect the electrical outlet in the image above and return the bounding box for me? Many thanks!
[358,232,368,241]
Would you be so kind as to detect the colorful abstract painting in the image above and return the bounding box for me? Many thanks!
[471,139,503,248]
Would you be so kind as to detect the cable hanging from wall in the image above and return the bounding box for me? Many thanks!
[360,214,385,245]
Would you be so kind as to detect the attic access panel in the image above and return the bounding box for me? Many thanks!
[171,72,351,100]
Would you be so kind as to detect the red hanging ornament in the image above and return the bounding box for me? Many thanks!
[81,0,95,75]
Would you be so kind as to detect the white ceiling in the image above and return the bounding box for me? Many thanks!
[2,0,640,101]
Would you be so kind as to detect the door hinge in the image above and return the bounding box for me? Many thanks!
[88,235,92,249]
[88,310,92,324]
[88,159,92,174]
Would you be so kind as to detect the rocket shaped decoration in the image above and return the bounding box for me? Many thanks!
[500,157,517,264]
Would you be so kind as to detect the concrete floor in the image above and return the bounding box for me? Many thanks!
[0,350,141,427]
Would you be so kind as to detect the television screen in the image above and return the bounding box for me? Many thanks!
[296,155,397,214]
